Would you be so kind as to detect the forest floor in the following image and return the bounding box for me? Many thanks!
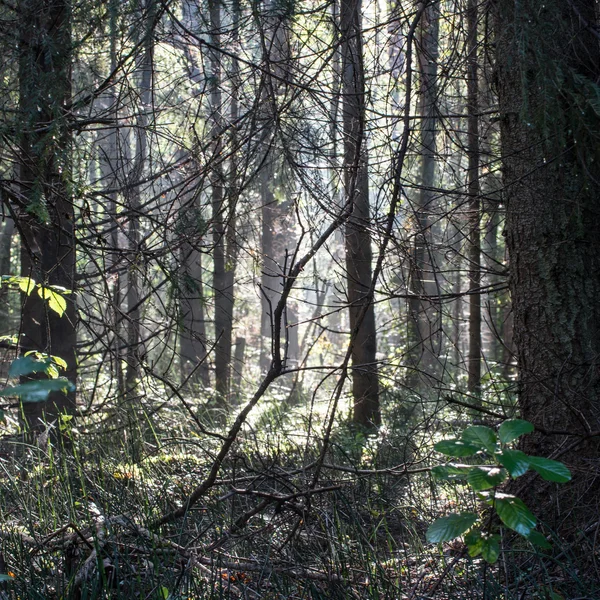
[0,393,597,599]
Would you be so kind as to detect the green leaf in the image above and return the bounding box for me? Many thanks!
[52,355,68,370]
[497,449,530,477]
[0,574,14,582]
[2,276,36,295]
[434,439,480,457]
[37,287,67,317]
[431,463,471,481]
[528,456,571,483]
[1,276,35,294]
[462,426,498,453]
[527,530,552,549]
[159,586,169,600]
[426,512,478,543]
[494,493,536,535]
[9,356,52,378]
[498,419,534,444]
[0,378,74,402]
[480,535,500,563]
[19,277,36,294]
[467,466,508,491]
[464,528,480,545]
[465,529,483,557]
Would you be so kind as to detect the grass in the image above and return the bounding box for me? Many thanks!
[0,388,598,599]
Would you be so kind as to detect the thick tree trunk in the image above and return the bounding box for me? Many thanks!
[18,0,76,432]
[340,0,379,427]
[495,0,600,533]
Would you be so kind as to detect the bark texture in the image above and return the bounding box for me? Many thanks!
[495,0,600,533]
[341,0,379,426]
[18,0,76,431]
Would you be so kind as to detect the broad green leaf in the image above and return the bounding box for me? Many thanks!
[52,355,67,370]
[527,530,552,549]
[464,528,480,546]
[38,287,67,317]
[434,439,480,457]
[0,275,34,294]
[480,535,500,563]
[497,449,530,477]
[465,529,483,557]
[9,356,52,378]
[462,426,498,453]
[49,293,66,317]
[0,574,14,582]
[0,378,74,402]
[467,466,508,491]
[432,463,471,481]
[498,419,534,444]
[494,494,536,535]
[528,456,571,483]
[426,512,477,543]
[19,277,36,294]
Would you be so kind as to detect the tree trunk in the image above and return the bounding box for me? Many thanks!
[209,0,233,404]
[407,0,440,387]
[178,1,210,390]
[466,0,481,393]
[124,3,154,404]
[260,163,276,373]
[18,0,76,433]
[495,0,600,533]
[0,217,15,335]
[258,0,296,376]
[179,210,211,388]
[218,0,242,400]
[340,0,379,427]
[98,0,126,399]
[231,336,245,399]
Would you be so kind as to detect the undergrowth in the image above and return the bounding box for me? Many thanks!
[0,390,597,599]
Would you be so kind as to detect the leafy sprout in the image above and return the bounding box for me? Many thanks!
[427,419,571,563]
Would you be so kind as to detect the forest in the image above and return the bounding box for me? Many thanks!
[0,0,599,597]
